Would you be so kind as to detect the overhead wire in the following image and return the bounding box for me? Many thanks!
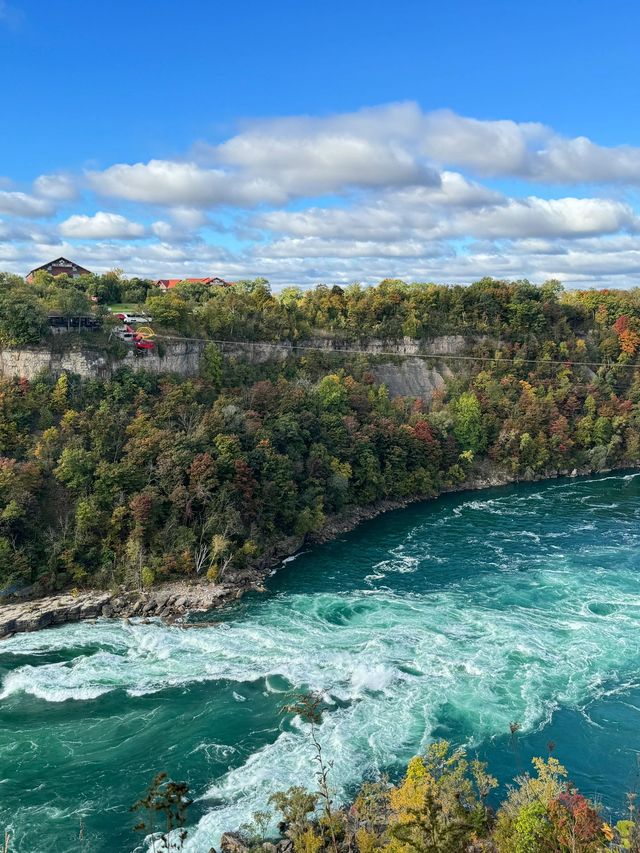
[146,333,640,371]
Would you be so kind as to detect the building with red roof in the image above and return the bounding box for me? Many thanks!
[154,277,232,291]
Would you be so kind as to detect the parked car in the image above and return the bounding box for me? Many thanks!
[115,312,153,324]
[115,325,155,351]
[114,326,136,342]
[47,314,101,331]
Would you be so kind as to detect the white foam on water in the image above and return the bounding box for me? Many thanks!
[281,551,309,566]
[371,549,420,577]
[5,565,637,853]
[1,472,638,852]
[453,498,504,516]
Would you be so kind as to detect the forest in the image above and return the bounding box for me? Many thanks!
[1,274,640,592]
[3,269,640,346]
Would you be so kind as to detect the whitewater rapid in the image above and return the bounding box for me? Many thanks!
[1,473,640,852]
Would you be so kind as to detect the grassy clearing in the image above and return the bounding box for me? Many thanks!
[106,303,143,312]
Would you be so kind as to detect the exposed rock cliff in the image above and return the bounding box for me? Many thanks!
[0,341,207,380]
[371,358,454,402]
[0,335,477,398]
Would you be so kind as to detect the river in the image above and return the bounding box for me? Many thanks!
[1,472,639,852]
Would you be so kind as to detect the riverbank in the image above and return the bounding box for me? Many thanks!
[3,470,639,853]
[0,462,634,639]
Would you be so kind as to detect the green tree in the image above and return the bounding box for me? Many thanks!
[453,392,487,454]
[200,342,223,393]
[146,293,191,331]
[0,288,48,345]
[48,287,92,329]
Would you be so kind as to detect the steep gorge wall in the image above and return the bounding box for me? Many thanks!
[219,335,474,401]
[0,335,478,402]
[371,359,455,401]
[0,341,207,380]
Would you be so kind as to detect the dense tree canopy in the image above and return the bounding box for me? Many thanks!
[0,273,640,593]
[3,269,640,355]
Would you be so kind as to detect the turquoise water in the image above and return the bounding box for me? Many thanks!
[1,473,640,852]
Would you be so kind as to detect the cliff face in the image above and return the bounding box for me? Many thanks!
[302,334,471,402]
[371,359,454,402]
[0,341,207,380]
[0,335,476,403]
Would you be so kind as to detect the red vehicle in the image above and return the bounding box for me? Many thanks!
[114,324,155,350]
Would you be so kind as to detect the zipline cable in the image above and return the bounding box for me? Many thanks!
[144,333,640,371]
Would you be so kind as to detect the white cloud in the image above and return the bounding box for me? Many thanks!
[150,221,175,240]
[216,102,438,195]
[0,190,54,217]
[0,219,54,245]
[262,236,451,259]
[420,109,640,184]
[5,102,640,287]
[88,160,287,208]
[257,187,638,247]
[220,103,640,187]
[33,173,78,201]
[82,103,640,221]
[3,227,640,289]
[169,207,209,228]
[59,211,146,239]
[446,196,640,239]
[150,219,201,243]
[536,135,640,183]
[87,103,440,209]
[420,111,543,176]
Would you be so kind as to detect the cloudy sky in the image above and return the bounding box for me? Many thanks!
[1,0,639,288]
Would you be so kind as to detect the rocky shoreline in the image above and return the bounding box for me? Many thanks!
[0,582,241,639]
[0,462,633,640]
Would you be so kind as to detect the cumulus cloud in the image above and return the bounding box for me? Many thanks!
[33,173,78,201]
[4,226,640,288]
[88,104,440,209]
[256,172,499,243]
[149,219,203,243]
[85,103,640,222]
[258,185,638,247]
[0,190,54,218]
[0,218,53,243]
[420,109,640,184]
[87,160,288,208]
[223,103,640,186]
[420,111,543,176]
[535,135,640,183]
[262,236,452,259]
[216,102,438,195]
[5,102,640,286]
[446,197,640,240]
[59,211,146,239]
[169,207,209,228]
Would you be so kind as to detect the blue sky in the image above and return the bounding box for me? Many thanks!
[1,0,640,286]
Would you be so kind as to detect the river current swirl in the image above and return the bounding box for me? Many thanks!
[1,473,639,852]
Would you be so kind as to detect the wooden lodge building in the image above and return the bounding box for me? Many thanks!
[26,257,92,283]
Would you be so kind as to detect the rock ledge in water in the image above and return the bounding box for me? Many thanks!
[0,582,239,639]
[0,462,626,639]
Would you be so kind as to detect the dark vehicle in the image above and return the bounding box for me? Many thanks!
[47,314,101,332]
